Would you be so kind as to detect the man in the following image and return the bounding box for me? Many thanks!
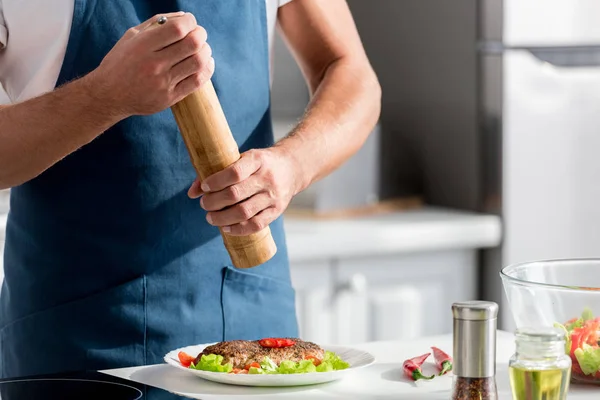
[0,0,380,378]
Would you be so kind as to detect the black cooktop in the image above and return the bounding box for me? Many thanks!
[0,370,189,400]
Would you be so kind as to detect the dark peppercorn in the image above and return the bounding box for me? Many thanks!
[451,376,498,400]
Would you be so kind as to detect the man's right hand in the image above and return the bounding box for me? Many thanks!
[88,12,214,117]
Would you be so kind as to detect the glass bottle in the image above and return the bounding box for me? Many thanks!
[451,301,499,400]
[509,327,571,400]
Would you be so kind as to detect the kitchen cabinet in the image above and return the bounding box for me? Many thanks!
[289,261,334,345]
[285,207,500,345]
[290,249,478,345]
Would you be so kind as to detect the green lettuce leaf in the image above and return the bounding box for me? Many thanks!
[260,356,278,373]
[316,362,334,372]
[189,354,233,373]
[192,351,350,374]
[553,322,572,354]
[277,359,317,374]
[574,344,600,376]
[583,308,594,322]
[320,351,350,371]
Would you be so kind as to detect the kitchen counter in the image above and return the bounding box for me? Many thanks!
[283,206,501,262]
[103,331,599,399]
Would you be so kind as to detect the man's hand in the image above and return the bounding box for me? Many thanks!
[0,11,216,189]
[188,148,304,236]
[88,12,215,117]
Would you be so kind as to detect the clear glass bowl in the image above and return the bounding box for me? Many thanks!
[501,259,600,384]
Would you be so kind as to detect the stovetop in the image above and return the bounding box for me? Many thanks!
[0,371,189,399]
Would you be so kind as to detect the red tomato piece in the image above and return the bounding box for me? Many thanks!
[277,338,296,347]
[259,338,296,348]
[304,355,322,366]
[178,351,195,368]
[244,362,261,370]
[571,357,584,376]
[259,338,277,348]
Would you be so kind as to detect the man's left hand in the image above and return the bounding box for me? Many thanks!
[188,147,302,236]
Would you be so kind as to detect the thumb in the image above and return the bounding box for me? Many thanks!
[187,178,204,199]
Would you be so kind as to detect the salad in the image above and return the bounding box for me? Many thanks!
[177,337,350,375]
[555,308,600,380]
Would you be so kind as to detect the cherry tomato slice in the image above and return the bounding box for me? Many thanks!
[244,362,261,370]
[259,338,277,348]
[259,338,296,348]
[304,355,322,366]
[178,351,195,368]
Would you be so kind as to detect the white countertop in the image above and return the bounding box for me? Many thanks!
[0,207,502,261]
[102,331,600,399]
[283,207,502,262]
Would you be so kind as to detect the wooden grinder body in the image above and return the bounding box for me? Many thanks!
[171,81,277,269]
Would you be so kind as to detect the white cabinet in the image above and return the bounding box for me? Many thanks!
[290,249,479,345]
[289,261,335,344]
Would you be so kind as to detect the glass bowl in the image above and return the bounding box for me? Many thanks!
[501,259,600,385]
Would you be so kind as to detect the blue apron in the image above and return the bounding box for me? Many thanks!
[0,0,298,379]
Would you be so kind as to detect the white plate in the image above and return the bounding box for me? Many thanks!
[164,342,376,387]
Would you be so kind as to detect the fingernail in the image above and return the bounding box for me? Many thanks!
[201,182,210,192]
[200,196,206,209]
[206,213,213,224]
[222,226,231,233]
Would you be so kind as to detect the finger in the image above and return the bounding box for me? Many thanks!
[222,207,279,236]
[201,152,261,193]
[206,193,273,227]
[173,57,215,99]
[162,25,208,68]
[137,11,186,31]
[122,12,186,40]
[187,178,204,199]
[200,175,262,211]
[170,42,213,85]
[141,12,198,51]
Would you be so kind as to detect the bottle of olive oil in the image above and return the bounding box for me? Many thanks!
[509,327,571,400]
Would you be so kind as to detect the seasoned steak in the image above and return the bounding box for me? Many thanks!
[195,339,325,369]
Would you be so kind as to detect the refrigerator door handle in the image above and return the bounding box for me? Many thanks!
[528,48,600,68]
[478,41,600,68]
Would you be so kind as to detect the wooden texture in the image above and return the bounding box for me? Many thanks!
[171,81,277,269]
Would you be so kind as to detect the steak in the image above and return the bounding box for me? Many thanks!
[195,338,325,369]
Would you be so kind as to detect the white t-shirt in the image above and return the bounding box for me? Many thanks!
[0,0,293,104]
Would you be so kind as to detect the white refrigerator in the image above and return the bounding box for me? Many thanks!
[499,0,600,330]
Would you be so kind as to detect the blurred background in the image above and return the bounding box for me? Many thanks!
[3,0,600,344]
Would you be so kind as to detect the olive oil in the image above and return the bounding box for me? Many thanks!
[508,327,571,400]
[509,366,570,400]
